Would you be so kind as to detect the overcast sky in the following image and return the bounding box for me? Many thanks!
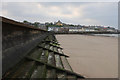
[1,2,118,28]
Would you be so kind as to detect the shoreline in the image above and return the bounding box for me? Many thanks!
[56,34,118,39]
[90,34,118,38]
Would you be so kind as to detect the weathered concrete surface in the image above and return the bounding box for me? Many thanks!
[0,16,2,79]
[2,17,49,75]
[56,34,118,78]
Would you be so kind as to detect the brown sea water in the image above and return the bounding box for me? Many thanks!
[56,34,118,78]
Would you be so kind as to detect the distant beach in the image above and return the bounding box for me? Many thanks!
[56,34,118,78]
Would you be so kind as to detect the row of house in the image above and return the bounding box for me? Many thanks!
[23,20,117,32]
[48,20,117,32]
[48,26,116,32]
[48,27,95,32]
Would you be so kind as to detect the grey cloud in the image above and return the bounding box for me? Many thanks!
[2,2,118,28]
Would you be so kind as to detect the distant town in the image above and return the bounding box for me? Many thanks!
[22,20,119,33]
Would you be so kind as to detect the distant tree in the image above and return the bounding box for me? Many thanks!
[33,22,40,28]
[95,28,100,31]
[50,22,53,25]
[46,25,49,31]
[45,22,50,25]
[23,20,29,24]
[69,24,74,26]
[107,27,110,28]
